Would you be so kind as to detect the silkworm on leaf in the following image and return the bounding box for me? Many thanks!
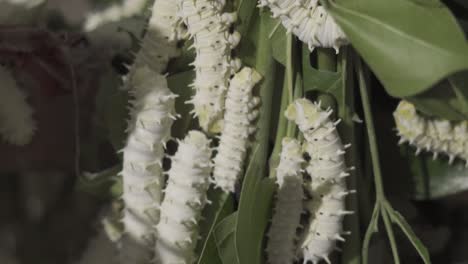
[285,98,353,264]
[258,0,347,52]
[393,100,468,166]
[212,67,262,193]
[155,130,213,264]
[0,65,36,146]
[120,65,178,263]
[179,0,242,132]
[266,138,305,264]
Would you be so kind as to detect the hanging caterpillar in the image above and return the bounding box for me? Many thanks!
[178,0,242,133]
[393,100,468,166]
[266,138,305,264]
[258,0,348,52]
[212,67,262,193]
[285,98,353,264]
[154,130,213,264]
[0,65,36,146]
[120,66,178,263]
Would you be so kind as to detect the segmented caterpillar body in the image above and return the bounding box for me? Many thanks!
[155,130,212,264]
[132,0,185,74]
[212,67,261,193]
[179,0,242,132]
[120,66,178,263]
[0,65,36,146]
[285,98,352,264]
[266,138,304,264]
[394,100,468,166]
[258,0,347,52]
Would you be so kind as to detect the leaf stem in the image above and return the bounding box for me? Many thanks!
[356,57,385,198]
[382,206,401,264]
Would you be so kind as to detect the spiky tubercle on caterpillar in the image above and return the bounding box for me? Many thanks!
[178,0,242,133]
[266,138,305,264]
[120,66,178,263]
[0,65,36,146]
[212,67,262,193]
[258,0,347,52]
[393,100,468,167]
[285,98,353,264]
[154,130,213,264]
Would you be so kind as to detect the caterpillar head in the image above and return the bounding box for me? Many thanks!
[230,67,262,93]
[285,99,329,131]
[393,100,425,140]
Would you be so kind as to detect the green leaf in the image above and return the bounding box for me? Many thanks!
[235,146,276,264]
[167,70,196,139]
[385,202,432,264]
[408,71,468,120]
[197,189,234,264]
[214,213,239,264]
[75,165,122,199]
[324,0,468,97]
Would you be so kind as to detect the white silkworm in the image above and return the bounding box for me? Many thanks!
[285,98,353,264]
[179,0,242,133]
[120,65,178,263]
[393,100,468,166]
[155,130,213,264]
[212,67,262,193]
[0,65,36,146]
[258,0,348,52]
[133,0,186,74]
[266,138,305,264]
[84,0,149,31]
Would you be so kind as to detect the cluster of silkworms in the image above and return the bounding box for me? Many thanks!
[258,0,348,52]
[120,66,178,263]
[212,67,261,193]
[0,65,36,146]
[118,0,184,262]
[393,100,468,167]
[281,98,353,264]
[266,138,305,264]
[178,0,242,133]
[154,130,213,264]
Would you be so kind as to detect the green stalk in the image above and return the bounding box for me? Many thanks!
[269,78,289,178]
[339,47,362,264]
[317,47,337,71]
[357,57,400,263]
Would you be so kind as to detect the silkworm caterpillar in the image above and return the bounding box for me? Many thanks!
[0,65,36,146]
[266,138,305,264]
[393,100,468,166]
[179,0,242,133]
[131,0,185,75]
[212,67,262,193]
[285,98,353,264]
[120,65,178,263]
[84,0,149,31]
[155,130,213,264]
[258,0,348,52]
